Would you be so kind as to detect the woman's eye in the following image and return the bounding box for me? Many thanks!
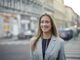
[41,20,49,23]
[41,20,44,23]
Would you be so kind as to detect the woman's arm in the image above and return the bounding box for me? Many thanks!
[57,40,66,60]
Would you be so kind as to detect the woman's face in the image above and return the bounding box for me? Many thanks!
[40,16,52,33]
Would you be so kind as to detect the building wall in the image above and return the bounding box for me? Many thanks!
[0,0,79,37]
[0,13,18,37]
[65,6,80,27]
[65,6,74,27]
[53,0,66,28]
[53,0,65,14]
[0,0,42,37]
[0,16,4,38]
[77,16,80,27]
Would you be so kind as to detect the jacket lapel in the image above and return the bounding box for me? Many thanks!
[36,36,58,60]
[45,36,57,60]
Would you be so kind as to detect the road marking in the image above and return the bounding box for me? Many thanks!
[0,41,30,45]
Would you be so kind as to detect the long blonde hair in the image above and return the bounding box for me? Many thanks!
[31,13,58,51]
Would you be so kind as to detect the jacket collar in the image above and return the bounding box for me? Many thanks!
[37,35,57,60]
[45,36,57,59]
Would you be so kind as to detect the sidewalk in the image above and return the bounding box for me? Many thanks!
[0,36,18,42]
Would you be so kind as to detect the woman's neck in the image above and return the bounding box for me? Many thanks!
[42,32,52,39]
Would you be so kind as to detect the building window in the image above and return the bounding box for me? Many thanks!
[0,0,4,6]
[15,0,20,9]
[4,0,8,7]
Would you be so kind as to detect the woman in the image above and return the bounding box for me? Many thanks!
[30,13,66,60]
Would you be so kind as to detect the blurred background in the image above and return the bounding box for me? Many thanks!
[0,0,80,60]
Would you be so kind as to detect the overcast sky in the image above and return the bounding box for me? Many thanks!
[64,0,80,16]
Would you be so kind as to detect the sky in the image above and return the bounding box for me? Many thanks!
[64,0,80,16]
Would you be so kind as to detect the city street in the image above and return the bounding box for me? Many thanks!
[0,35,80,60]
[64,35,80,60]
[0,39,31,60]
[0,0,80,60]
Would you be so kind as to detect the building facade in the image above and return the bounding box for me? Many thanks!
[65,6,80,27]
[52,0,66,29]
[0,0,77,38]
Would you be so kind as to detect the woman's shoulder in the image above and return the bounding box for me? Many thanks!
[52,35,64,42]
[57,37,64,44]
[51,35,64,45]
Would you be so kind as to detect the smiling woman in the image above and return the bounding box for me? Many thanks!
[30,13,66,60]
[40,15,52,34]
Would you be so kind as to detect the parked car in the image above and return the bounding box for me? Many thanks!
[3,32,13,38]
[58,28,73,41]
[18,31,33,40]
[18,32,27,39]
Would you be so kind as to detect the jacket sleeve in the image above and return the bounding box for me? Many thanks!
[57,40,66,60]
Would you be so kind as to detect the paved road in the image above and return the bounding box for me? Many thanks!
[64,35,80,60]
[0,40,31,60]
[0,36,80,60]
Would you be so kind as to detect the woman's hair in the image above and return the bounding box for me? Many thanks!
[31,13,58,51]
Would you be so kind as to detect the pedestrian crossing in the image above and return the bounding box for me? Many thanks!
[64,36,80,60]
